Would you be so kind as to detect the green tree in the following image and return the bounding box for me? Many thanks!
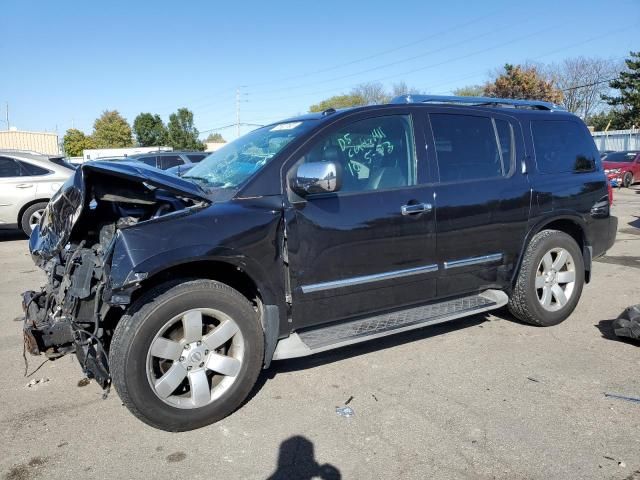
[453,85,485,97]
[133,113,167,147]
[204,132,226,143]
[309,93,367,112]
[587,109,626,131]
[167,108,204,150]
[484,64,563,104]
[602,51,640,129]
[63,128,96,157]
[92,110,133,148]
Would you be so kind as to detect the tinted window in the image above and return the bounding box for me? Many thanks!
[137,156,157,167]
[187,154,206,162]
[19,161,50,176]
[159,155,183,169]
[293,115,416,193]
[430,114,504,182]
[0,157,22,177]
[531,120,597,173]
[604,151,637,163]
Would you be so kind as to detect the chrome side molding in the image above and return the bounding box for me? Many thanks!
[301,263,438,294]
[444,253,503,270]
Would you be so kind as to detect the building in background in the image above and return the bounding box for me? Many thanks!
[204,142,226,152]
[82,146,172,162]
[591,129,640,152]
[0,129,60,155]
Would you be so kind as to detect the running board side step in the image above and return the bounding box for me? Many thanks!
[272,290,508,360]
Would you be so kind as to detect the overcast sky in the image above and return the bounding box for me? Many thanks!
[1,0,638,139]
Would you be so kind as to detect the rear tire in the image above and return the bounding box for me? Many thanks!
[508,230,584,326]
[20,201,48,236]
[622,171,633,188]
[110,279,264,431]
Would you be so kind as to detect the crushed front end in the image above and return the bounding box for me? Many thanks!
[22,161,210,390]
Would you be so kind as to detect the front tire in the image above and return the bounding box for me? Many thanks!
[110,279,264,431]
[508,230,584,326]
[622,171,633,188]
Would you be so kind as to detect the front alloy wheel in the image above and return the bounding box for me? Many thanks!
[110,279,264,431]
[147,308,244,409]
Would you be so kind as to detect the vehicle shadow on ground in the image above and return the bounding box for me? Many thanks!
[0,229,27,242]
[265,435,341,480]
[595,319,640,346]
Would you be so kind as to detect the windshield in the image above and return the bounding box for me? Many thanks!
[185,120,315,189]
[604,152,637,162]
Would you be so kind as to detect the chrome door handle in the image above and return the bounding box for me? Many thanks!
[16,183,34,189]
[401,203,432,215]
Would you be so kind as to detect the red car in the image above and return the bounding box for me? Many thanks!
[603,150,640,188]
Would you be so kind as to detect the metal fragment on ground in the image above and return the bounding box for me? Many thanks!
[335,406,354,417]
[604,393,640,404]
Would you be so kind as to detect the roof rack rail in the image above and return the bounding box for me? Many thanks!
[390,94,565,111]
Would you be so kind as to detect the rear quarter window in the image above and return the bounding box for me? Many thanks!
[531,120,598,174]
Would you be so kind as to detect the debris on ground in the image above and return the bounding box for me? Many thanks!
[336,406,354,418]
[527,377,540,383]
[77,378,91,387]
[604,393,640,404]
[345,395,354,405]
[25,377,50,388]
[612,304,640,341]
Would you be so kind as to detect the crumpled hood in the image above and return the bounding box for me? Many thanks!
[29,161,209,263]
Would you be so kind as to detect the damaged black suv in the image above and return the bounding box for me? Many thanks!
[22,95,617,431]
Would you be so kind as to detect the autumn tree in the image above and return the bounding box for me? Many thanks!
[92,110,133,148]
[309,93,367,112]
[484,64,563,104]
[167,108,205,151]
[204,132,226,143]
[63,128,96,157]
[133,113,168,147]
[452,85,485,97]
[602,51,640,129]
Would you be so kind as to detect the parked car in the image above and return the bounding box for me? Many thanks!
[22,95,617,431]
[602,150,640,188]
[166,163,195,177]
[124,151,208,170]
[0,150,73,235]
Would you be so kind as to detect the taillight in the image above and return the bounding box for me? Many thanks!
[607,178,613,205]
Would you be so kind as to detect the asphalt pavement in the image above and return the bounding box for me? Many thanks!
[1,187,639,480]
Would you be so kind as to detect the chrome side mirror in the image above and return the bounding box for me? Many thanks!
[292,162,341,196]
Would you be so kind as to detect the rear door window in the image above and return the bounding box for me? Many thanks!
[159,155,184,169]
[429,114,508,182]
[531,120,597,173]
[0,157,22,177]
[19,161,50,176]
[137,156,158,167]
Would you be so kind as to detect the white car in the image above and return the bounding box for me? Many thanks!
[0,150,74,235]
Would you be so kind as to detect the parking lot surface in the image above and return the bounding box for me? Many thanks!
[1,188,639,480]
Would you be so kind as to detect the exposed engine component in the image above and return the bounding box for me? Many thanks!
[22,162,210,390]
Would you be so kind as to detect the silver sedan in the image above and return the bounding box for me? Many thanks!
[0,150,73,235]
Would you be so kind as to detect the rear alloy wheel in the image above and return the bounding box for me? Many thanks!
[622,171,633,188]
[508,230,584,326]
[110,279,264,431]
[20,201,48,236]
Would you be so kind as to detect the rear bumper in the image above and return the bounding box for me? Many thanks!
[595,215,618,259]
